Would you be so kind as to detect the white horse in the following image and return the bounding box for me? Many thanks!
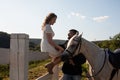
[64,34,120,80]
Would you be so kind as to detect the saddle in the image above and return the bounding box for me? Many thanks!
[108,49,120,80]
[109,50,120,69]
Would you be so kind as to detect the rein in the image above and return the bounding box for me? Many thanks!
[84,49,107,78]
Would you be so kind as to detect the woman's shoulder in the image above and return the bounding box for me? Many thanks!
[44,24,53,33]
[45,24,51,29]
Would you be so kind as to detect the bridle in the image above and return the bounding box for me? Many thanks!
[66,35,82,57]
[65,35,107,78]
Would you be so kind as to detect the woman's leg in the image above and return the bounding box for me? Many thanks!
[45,56,61,74]
[45,52,71,74]
[52,64,59,80]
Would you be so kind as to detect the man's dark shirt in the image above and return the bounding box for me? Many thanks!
[62,54,86,75]
[59,40,86,75]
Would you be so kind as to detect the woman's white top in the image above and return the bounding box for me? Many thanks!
[41,24,60,57]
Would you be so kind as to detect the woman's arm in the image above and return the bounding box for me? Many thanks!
[46,33,64,52]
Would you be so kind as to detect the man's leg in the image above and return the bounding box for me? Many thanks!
[72,75,81,80]
[62,74,72,80]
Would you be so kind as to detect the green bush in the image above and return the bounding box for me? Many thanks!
[0,64,9,80]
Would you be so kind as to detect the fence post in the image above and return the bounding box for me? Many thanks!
[10,34,29,80]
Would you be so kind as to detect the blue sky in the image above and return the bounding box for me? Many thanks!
[0,0,120,41]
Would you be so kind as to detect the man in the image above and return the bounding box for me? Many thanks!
[59,29,86,80]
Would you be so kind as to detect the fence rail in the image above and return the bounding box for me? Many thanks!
[0,48,10,64]
[0,49,50,64]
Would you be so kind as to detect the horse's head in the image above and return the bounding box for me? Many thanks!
[63,33,83,57]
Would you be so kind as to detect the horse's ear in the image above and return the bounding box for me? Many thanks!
[78,32,83,38]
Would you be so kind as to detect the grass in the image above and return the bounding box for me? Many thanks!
[0,64,9,80]
[0,59,89,80]
[28,59,51,80]
[0,59,51,80]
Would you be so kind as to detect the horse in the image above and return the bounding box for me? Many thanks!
[63,34,120,80]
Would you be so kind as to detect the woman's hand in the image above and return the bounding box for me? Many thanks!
[55,45,64,53]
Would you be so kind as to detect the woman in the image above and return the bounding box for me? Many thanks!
[41,13,64,80]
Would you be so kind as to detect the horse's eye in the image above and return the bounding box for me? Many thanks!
[73,41,78,45]
[71,44,76,48]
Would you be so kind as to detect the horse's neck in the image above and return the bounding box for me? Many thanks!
[81,38,105,71]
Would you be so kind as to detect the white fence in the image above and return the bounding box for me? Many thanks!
[0,34,50,80]
[0,34,92,80]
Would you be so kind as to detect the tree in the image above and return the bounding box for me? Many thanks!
[110,33,120,40]
[110,33,120,50]
[0,32,10,48]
